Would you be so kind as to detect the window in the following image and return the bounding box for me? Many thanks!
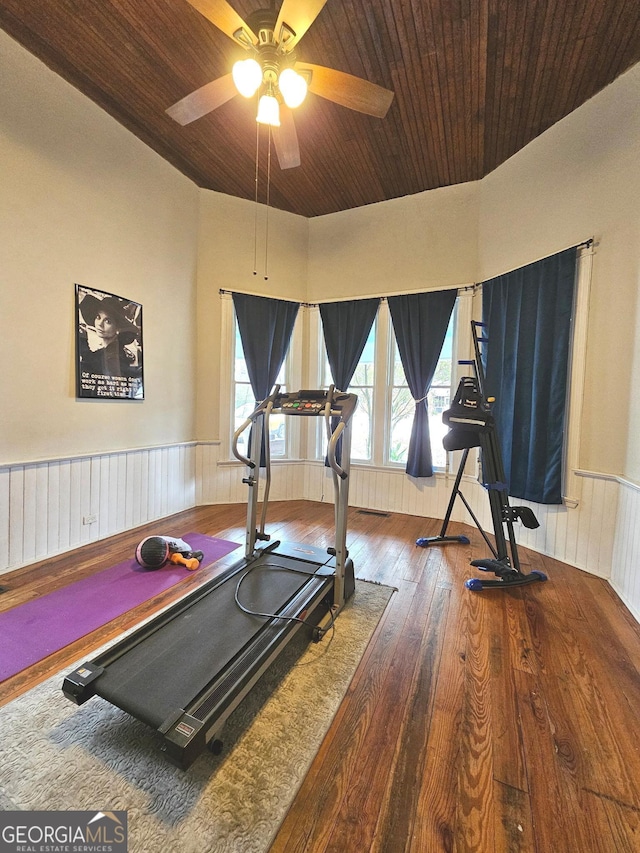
[388,312,454,470]
[319,321,376,461]
[222,293,457,470]
[317,299,457,469]
[232,316,288,459]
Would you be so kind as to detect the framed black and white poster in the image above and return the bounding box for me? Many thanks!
[75,284,144,399]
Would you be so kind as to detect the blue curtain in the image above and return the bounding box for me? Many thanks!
[232,292,300,465]
[319,298,380,390]
[482,247,577,504]
[232,292,300,399]
[388,290,457,478]
[319,298,380,463]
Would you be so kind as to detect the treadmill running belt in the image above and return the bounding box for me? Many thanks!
[94,559,320,729]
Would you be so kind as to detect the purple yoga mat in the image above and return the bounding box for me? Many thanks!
[0,532,240,683]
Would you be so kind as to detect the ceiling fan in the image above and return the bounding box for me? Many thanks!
[166,0,394,169]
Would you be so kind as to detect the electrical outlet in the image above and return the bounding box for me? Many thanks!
[83,514,98,525]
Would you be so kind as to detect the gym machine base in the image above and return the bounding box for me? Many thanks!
[62,386,357,769]
[416,322,547,592]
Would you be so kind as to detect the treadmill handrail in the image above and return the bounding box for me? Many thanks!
[232,418,254,468]
[327,421,348,479]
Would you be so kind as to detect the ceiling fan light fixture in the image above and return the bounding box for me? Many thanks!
[232,58,262,98]
[278,67,308,109]
[256,92,281,126]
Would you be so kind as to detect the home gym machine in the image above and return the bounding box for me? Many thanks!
[416,321,547,591]
[62,385,357,769]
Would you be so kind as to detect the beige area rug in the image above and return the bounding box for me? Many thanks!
[0,580,394,853]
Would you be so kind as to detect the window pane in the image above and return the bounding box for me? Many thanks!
[389,387,414,463]
[234,328,250,382]
[428,397,448,469]
[428,315,454,468]
[268,409,286,457]
[350,403,371,460]
[234,382,254,456]
[393,346,406,385]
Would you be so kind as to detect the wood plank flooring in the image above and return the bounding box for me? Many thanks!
[1,500,639,852]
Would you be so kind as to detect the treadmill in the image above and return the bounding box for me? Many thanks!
[62,386,358,770]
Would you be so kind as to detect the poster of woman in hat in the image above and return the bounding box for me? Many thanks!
[75,284,144,399]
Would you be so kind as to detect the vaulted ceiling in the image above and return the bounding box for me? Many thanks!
[2,0,639,217]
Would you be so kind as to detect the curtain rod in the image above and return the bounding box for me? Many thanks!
[475,238,594,285]
[219,283,468,307]
[219,287,316,308]
[218,288,306,305]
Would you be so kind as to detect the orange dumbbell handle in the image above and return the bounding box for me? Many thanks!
[169,552,200,571]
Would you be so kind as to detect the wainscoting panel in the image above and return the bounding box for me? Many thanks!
[610,478,640,624]
[0,444,197,575]
[344,464,451,522]
[195,443,311,508]
[5,443,639,626]
[193,449,624,582]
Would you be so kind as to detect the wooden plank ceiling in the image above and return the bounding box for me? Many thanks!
[1,0,639,218]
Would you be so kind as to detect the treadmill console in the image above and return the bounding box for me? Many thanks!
[274,389,357,423]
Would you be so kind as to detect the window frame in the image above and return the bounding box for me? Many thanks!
[220,293,304,463]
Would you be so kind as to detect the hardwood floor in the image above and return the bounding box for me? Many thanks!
[1,500,640,852]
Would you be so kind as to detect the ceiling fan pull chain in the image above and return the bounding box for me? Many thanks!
[253,122,260,276]
[264,127,272,281]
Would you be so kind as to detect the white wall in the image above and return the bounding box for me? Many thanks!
[0,30,199,464]
[307,182,479,301]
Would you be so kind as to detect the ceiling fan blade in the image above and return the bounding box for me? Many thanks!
[166,73,237,125]
[274,0,329,52]
[186,0,257,47]
[273,106,301,170]
[297,62,394,118]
